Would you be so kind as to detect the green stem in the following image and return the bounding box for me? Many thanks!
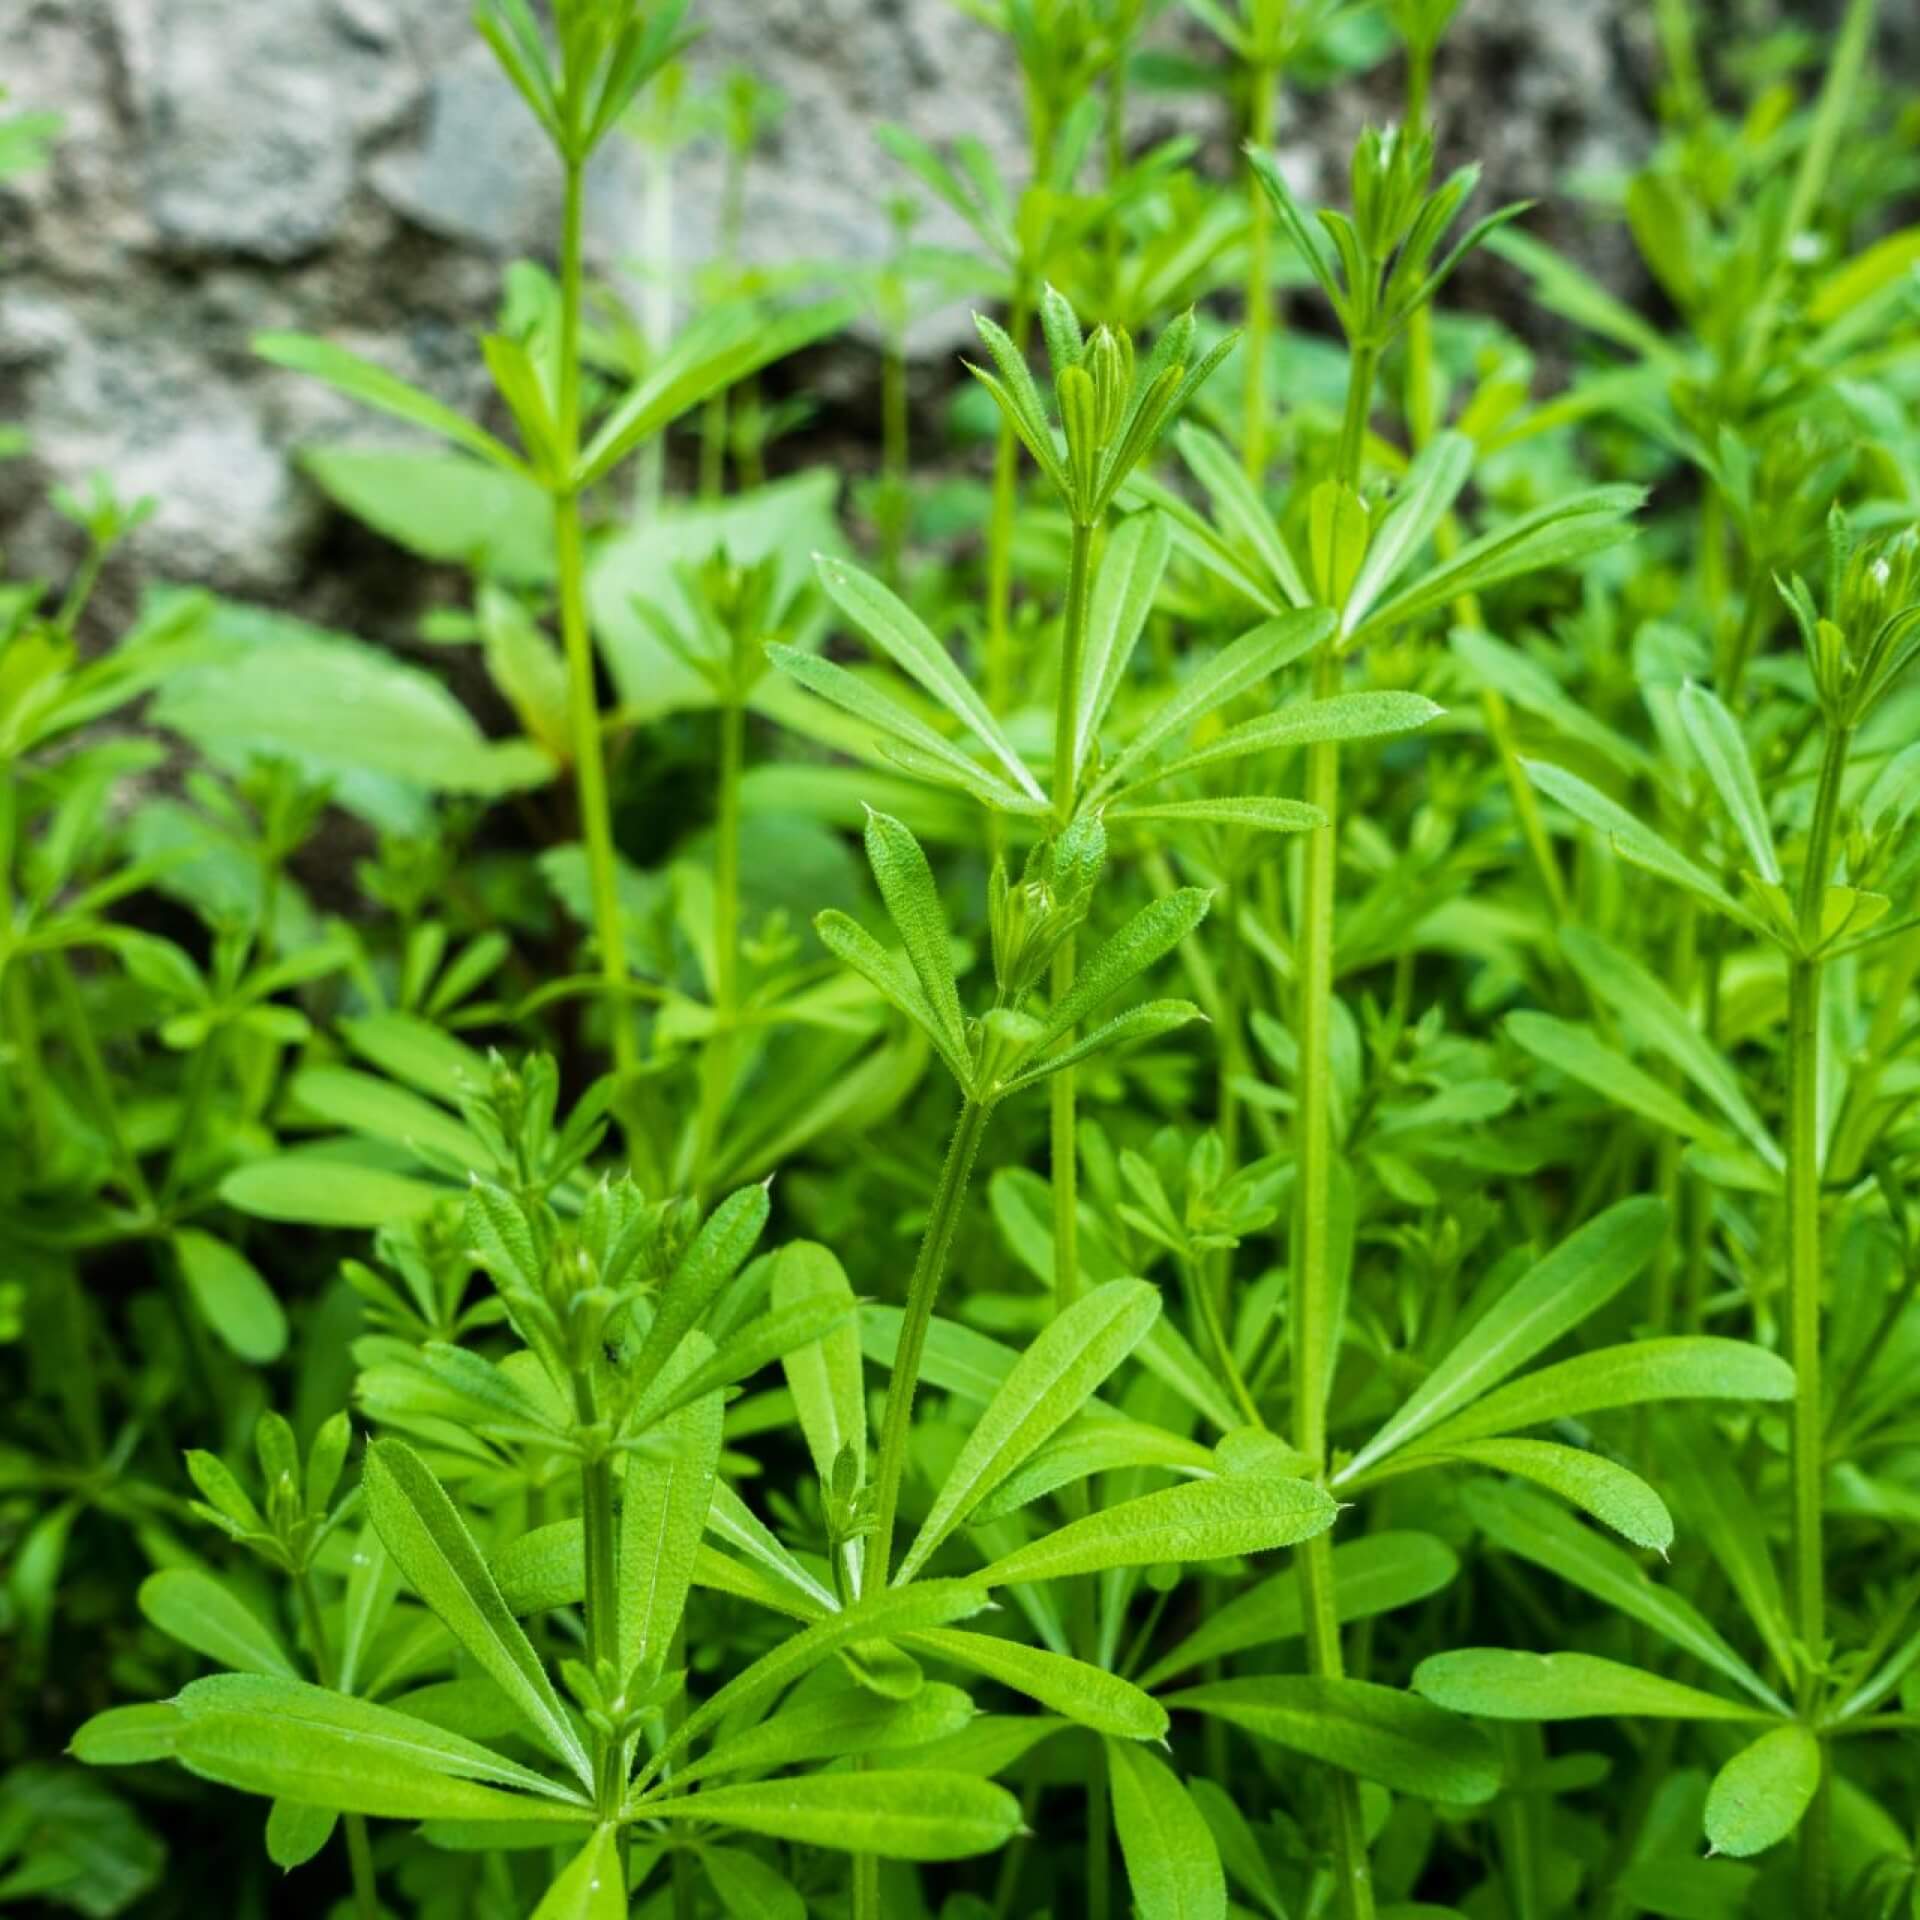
[1049,520,1097,1317]
[881,334,910,587]
[694,697,745,1197]
[864,1097,992,1589]
[1242,61,1276,482]
[553,161,635,1089]
[1187,1253,1260,1429]
[298,1572,380,1920]
[1335,343,1378,489]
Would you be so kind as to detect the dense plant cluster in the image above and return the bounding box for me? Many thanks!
[5,1,1920,1915]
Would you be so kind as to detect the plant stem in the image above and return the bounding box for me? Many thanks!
[298,1571,380,1920]
[556,159,635,1087]
[1242,60,1276,481]
[1335,343,1377,484]
[864,1098,991,1590]
[1050,520,1097,1316]
[694,696,745,1197]
[881,330,910,587]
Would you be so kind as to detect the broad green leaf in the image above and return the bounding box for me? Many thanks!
[1703,1725,1821,1858]
[641,1769,1020,1859]
[1106,1738,1227,1920]
[1412,1649,1768,1722]
[531,1826,625,1920]
[899,1279,1161,1580]
[637,1580,990,1787]
[170,1229,287,1365]
[976,1475,1335,1587]
[908,1627,1166,1739]
[171,1710,590,1824]
[173,1676,582,1803]
[265,1799,336,1869]
[1507,1011,1728,1143]
[1088,609,1331,802]
[1461,1480,1780,1711]
[617,1382,723,1685]
[815,555,1040,804]
[771,1240,866,1493]
[1411,1337,1795,1450]
[682,1681,975,1786]
[1170,1675,1501,1803]
[1677,682,1780,884]
[1141,1532,1459,1691]
[253,332,524,472]
[138,1570,297,1680]
[1078,511,1174,772]
[1412,1437,1673,1551]
[1343,1195,1666,1479]
[364,1439,591,1787]
[220,1156,449,1229]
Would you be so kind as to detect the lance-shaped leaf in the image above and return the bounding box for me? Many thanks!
[976,1411,1215,1521]
[908,1628,1165,1740]
[815,556,1041,804]
[1451,626,1656,780]
[861,809,969,1066]
[1106,1739,1227,1920]
[1704,1725,1821,1859]
[634,1291,855,1431]
[1340,432,1475,639]
[1078,511,1173,774]
[640,1769,1021,1860]
[1409,1337,1795,1452]
[814,907,973,1088]
[1037,891,1213,1049]
[771,1241,866,1491]
[633,1580,989,1789]
[1507,1011,1730,1145]
[1246,148,1346,321]
[680,1682,974,1787]
[617,1385,723,1686]
[531,1826,625,1920]
[705,1482,840,1619]
[1000,999,1205,1097]
[1141,1532,1459,1691]
[1405,1437,1672,1551]
[172,1676,584,1803]
[1524,760,1763,933]
[1413,1649,1770,1722]
[171,1230,287,1366]
[1341,1195,1666,1481]
[1106,796,1324,834]
[898,1279,1162,1580]
[364,1440,592,1787]
[578,298,854,486]
[138,1570,298,1680]
[1677,681,1781,885]
[1170,1675,1501,1804]
[1173,423,1312,609]
[1088,609,1331,805]
[627,1181,771,1390]
[966,313,1070,497]
[1461,1480,1783,1711]
[976,1474,1335,1587]
[1559,928,1781,1167]
[1114,690,1442,799]
[265,1800,336,1870]
[253,333,525,474]
[767,645,1044,816]
[1353,486,1643,640]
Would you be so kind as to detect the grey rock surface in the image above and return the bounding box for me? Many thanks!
[0,0,1837,619]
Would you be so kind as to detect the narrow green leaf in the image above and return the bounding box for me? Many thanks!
[138,1570,297,1680]
[617,1385,723,1685]
[1704,1724,1821,1858]
[1040,892,1213,1045]
[1106,1739,1227,1920]
[977,1475,1335,1587]
[770,1240,866,1489]
[170,1229,287,1365]
[861,810,968,1061]
[1107,796,1324,834]
[1171,1675,1501,1803]
[1507,1011,1729,1143]
[899,1279,1162,1580]
[1415,1437,1673,1551]
[1078,511,1174,773]
[629,1182,771,1389]
[1344,1196,1666,1479]
[682,1681,974,1786]
[1677,682,1781,884]
[1412,1649,1768,1722]
[530,1825,625,1920]
[908,1628,1166,1739]
[1340,432,1475,638]
[364,1439,591,1787]
[642,1769,1021,1860]
[265,1799,337,1869]
[1173,423,1311,609]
